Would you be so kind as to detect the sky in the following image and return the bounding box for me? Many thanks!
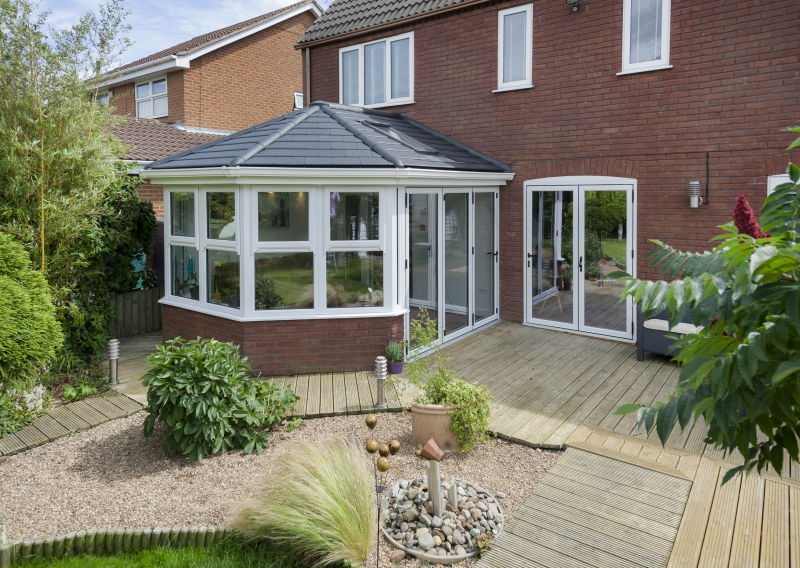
[40,0,327,65]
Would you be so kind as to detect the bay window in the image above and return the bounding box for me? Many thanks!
[339,33,414,108]
[165,186,393,318]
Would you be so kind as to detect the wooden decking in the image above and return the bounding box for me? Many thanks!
[479,425,800,568]
[0,391,143,456]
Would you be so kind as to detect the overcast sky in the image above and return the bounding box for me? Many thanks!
[40,0,325,65]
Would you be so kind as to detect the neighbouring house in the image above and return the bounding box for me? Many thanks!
[99,0,322,284]
[143,0,799,374]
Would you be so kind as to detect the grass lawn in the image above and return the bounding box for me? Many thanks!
[25,540,302,568]
[601,238,627,268]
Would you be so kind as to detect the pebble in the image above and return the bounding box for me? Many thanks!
[431,516,442,528]
[496,491,506,499]
[390,550,405,563]
[418,532,435,551]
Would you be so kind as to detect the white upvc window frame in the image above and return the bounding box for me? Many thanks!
[338,32,415,109]
[249,187,318,316]
[768,174,790,195]
[496,4,533,93]
[620,0,672,75]
[200,186,241,316]
[165,187,201,303]
[135,76,168,119]
[94,91,110,105]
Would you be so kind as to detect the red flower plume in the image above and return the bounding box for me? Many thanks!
[733,194,770,239]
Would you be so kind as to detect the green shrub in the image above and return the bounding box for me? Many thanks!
[384,340,404,363]
[254,275,283,310]
[141,338,300,461]
[234,442,376,566]
[0,232,62,390]
[404,308,491,452]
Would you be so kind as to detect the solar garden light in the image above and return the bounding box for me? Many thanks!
[375,356,388,410]
[108,339,119,386]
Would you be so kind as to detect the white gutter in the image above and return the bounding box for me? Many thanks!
[123,160,153,175]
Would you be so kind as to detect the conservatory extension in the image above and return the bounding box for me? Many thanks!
[144,102,513,375]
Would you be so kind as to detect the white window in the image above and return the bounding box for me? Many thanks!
[621,0,671,74]
[768,174,790,195]
[294,92,304,109]
[94,91,110,105]
[339,32,414,108]
[497,4,533,92]
[135,77,168,118]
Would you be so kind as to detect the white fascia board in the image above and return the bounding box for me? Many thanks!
[143,167,515,187]
[101,55,188,88]
[123,160,154,175]
[101,3,321,89]
[526,175,636,186]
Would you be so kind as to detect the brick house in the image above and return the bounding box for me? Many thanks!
[144,0,799,374]
[100,0,322,283]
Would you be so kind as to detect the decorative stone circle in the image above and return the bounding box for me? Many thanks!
[380,477,505,564]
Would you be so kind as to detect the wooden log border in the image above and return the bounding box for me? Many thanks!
[0,525,230,566]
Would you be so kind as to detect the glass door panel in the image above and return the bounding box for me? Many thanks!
[529,189,575,327]
[408,193,439,345]
[580,188,631,336]
[474,192,495,325]
[443,193,469,337]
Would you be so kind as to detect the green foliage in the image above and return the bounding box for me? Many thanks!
[24,538,304,568]
[473,533,494,558]
[405,309,492,452]
[584,235,604,279]
[0,0,156,366]
[385,340,405,363]
[254,275,283,310]
[0,232,62,390]
[608,164,800,483]
[234,442,376,566]
[41,361,108,401]
[562,264,573,284]
[62,383,97,402]
[0,392,36,437]
[584,191,627,240]
[141,338,300,462]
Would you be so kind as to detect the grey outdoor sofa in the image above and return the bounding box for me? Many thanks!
[636,306,701,361]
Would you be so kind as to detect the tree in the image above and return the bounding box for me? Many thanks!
[584,191,627,241]
[0,0,153,366]
[609,145,800,483]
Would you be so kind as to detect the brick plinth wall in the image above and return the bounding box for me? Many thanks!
[162,305,405,375]
[307,0,800,324]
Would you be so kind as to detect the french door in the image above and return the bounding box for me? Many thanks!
[406,189,498,346]
[524,181,635,341]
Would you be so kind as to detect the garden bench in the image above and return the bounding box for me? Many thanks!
[637,306,701,361]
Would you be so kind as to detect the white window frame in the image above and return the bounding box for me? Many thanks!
[496,4,533,93]
[768,174,790,195]
[201,187,241,316]
[135,77,168,119]
[620,0,672,75]
[94,91,110,105]
[338,32,415,109]
[294,92,304,109]
[165,187,201,303]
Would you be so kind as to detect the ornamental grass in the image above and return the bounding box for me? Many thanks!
[233,442,376,566]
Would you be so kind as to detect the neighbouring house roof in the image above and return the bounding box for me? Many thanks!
[112,119,225,163]
[102,0,322,88]
[145,101,511,172]
[298,0,476,45]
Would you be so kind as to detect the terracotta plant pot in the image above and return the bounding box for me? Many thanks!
[388,361,404,374]
[411,403,461,453]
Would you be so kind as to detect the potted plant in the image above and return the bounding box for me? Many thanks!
[399,308,491,453]
[562,264,573,291]
[385,338,405,374]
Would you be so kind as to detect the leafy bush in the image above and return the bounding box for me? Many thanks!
[385,340,405,363]
[584,235,604,279]
[609,162,800,482]
[255,275,283,310]
[0,232,63,391]
[234,442,376,566]
[141,338,300,461]
[41,362,108,402]
[404,309,491,452]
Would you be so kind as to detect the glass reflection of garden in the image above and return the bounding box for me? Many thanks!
[326,251,384,308]
[208,251,240,308]
[254,252,314,310]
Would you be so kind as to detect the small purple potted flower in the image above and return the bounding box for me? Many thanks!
[385,338,406,374]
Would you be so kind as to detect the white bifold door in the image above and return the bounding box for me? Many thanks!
[407,189,499,347]
[524,181,635,341]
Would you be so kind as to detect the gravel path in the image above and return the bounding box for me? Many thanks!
[0,410,560,567]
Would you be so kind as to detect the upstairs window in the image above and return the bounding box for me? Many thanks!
[497,4,533,92]
[136,77,168,118]
[622,0,671,73]
[94,91,110,105]
[339,32,414,108]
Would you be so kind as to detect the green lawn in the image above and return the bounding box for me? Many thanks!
[601,239,627,269]
[26,540,302,568]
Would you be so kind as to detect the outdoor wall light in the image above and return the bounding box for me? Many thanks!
[688,181,704,208]
[566,0,580,12]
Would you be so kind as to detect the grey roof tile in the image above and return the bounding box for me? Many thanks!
[146,101,510,173]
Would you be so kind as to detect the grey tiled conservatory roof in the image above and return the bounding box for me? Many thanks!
[145,101,510,172]
[297,0,474,44]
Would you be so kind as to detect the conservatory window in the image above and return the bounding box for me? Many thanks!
[254,252,315,310]
[330,192,379,241]
[207,249,240,308]
[171,245,200,301]
[204,190,239,311]
[258,191,310,242]
[326,251,384,308]
[170,192,195,237]
[207,192,236,241]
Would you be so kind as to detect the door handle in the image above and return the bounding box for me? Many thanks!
[579,257,583,272]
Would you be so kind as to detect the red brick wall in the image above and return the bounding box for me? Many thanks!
[162,305,405,375]
[137,181,164,219]
[308,0,800,323]
[109,10,315,131]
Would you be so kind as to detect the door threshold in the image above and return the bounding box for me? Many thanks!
[522,322,635,344]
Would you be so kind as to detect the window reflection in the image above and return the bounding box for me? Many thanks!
[326,251,383,308]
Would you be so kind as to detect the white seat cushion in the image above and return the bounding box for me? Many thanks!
[643,319,701,335]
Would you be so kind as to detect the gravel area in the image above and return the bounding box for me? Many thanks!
[0,410,560,567]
